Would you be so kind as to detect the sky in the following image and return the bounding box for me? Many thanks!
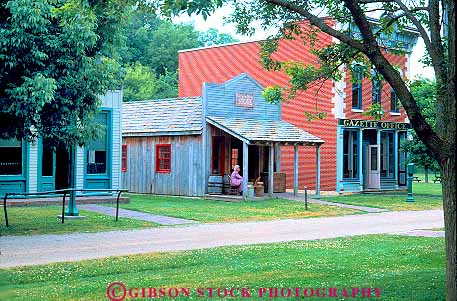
[174,6,434,80]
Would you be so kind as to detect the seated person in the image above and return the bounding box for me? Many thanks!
[230,165,243,193]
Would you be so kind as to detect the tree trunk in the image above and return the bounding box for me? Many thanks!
[441,155,456,300]
[424,166,429,183]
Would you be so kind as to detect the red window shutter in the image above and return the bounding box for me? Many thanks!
[156,144,171,173]
[121,144,128,172]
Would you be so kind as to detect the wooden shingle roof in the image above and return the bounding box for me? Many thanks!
[206,116,324,145]
[122,98,202,136]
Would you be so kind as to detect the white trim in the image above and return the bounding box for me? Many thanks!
[351,109,364,113]
[389,112,401,116]
[178,39,265,53]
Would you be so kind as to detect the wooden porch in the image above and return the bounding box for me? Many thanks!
[205,116,325,200]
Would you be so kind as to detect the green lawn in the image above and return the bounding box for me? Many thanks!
[323,182,443,211]
[0,235,445,300]
[119,194,360,222]
[0,206,157,236]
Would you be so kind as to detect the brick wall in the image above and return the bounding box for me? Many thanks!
[178,25,409,192]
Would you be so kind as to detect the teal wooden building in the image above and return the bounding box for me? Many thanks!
[121,74,324,198]
[0,91,123,196]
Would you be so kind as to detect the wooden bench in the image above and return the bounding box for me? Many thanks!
[208,175,239,195]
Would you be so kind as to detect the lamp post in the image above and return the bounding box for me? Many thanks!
[406,163,416,202]
[406,132,415,203]
[65,145,79,216]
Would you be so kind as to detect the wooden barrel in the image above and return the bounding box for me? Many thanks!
[255,182,264,197]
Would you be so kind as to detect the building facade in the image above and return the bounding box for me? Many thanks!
[0,91,122,196]
[178,21,418,193]
[122,74,323,197]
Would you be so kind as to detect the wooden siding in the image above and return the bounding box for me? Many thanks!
[100,90,122,190]
[28,141,38,193]
[121,135,204,196]
[179,33,336,191]
[75,146,85,190]
[204,74,281,121]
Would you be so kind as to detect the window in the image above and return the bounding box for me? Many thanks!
[156,144,171,173]
[398,131,407,185]
[390,87,400,112]
[372,69,382,104]
[86,112,109,174]
[121,144,128,172]
[42,139,53,177]
[381,131,395,178]
[343,130,359,179]
[231,148,239,169]
[0,139,22,175]
[370,147,378,171]
[352,70,363,109]
[372,78,382,104]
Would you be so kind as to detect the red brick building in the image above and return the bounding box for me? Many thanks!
[178,21,418,193]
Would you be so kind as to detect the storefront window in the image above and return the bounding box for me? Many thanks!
[381,131,395,178]
[343,130,359,179]
[352,71,363,109]
[398,131,407,185]
[0,139,22,175]
[86,112,109,174]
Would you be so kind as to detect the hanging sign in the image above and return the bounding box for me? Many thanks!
[339,119,411,130]
[235,93,254,108]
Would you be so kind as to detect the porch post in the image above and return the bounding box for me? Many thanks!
[358,129,364,191]
[275,143,281,172]
[242,141,249,199]
[293,144,299,196]
[315,145,321,199]
[268,143,274,197]
[394,131,399,189]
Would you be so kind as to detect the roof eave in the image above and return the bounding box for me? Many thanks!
[122,130,202,137]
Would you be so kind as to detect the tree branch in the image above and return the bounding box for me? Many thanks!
[265,0,367,53]
[391,0,436,65]
[427,0,448,81]
[342,0,446,163]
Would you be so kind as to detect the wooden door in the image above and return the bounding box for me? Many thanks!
[367,145,381,189]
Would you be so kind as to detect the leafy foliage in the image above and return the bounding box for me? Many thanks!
[401,79,438,170]
[199,27,239,46]
[364,103,385,121]
[116,9,238,100]
[0,0,131,146]
[123,63,158,102]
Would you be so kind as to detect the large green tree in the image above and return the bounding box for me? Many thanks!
[117,10,238,100]
[403,78,439,181]
[159,0,456,298]
[0,0,135,147]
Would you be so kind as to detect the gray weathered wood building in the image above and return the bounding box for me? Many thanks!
[121,74,324,197]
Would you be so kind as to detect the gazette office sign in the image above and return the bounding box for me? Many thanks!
[235,93,254,108]
[339,119,411,130]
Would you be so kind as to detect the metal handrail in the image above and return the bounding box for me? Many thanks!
[2,188,128,227]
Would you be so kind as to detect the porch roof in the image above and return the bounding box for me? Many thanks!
[206,116,325,145]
